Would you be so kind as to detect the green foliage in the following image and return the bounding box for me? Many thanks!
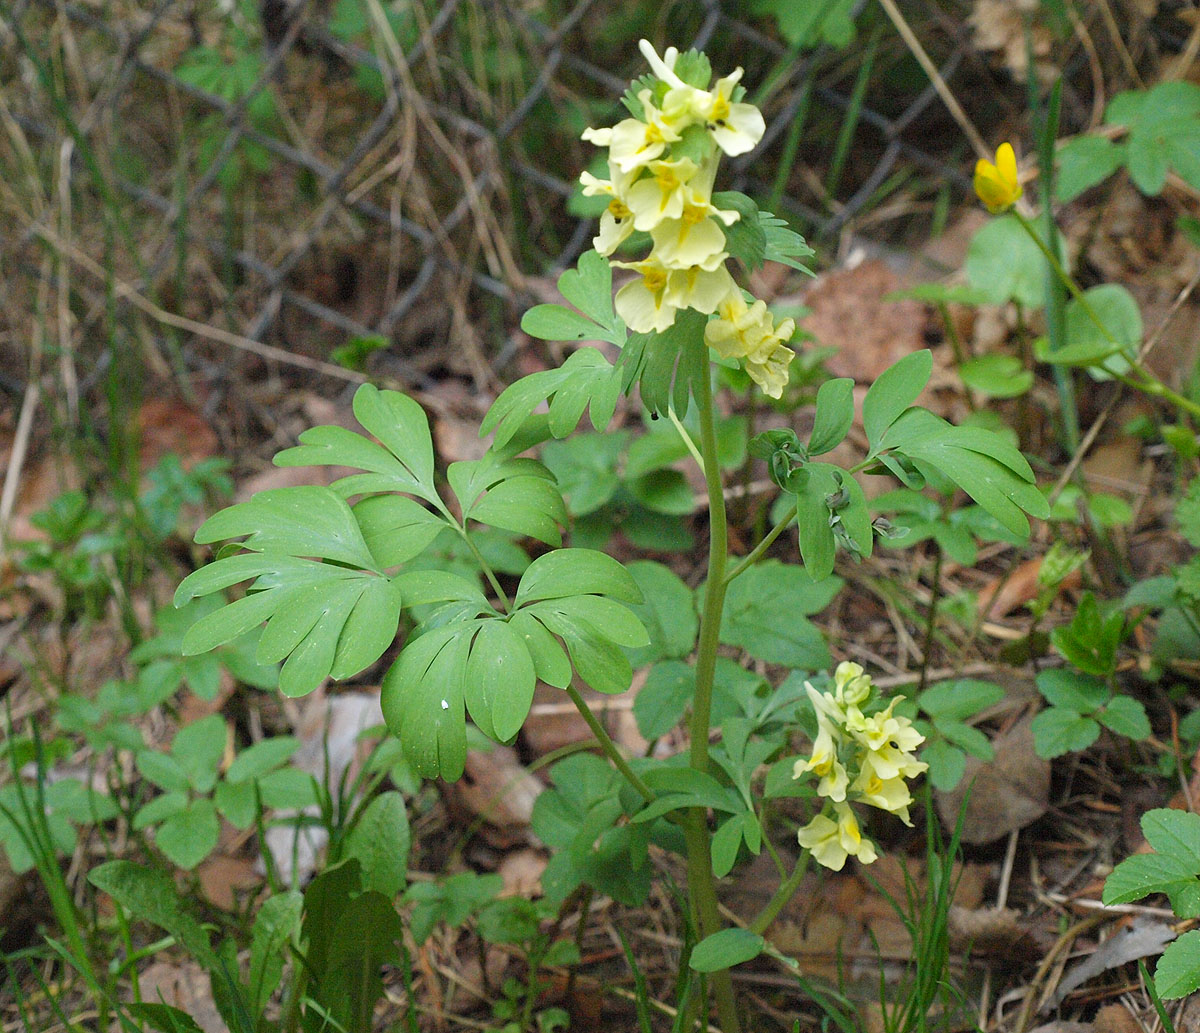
[966,215,1060,307]
[958,353,1033,399]
[1104,809,1200,998]
[531,753,651,906]
[1030,668,1149,759]
[520,250,627,348]
[18,455,231,622]
[874,489,1022,567]
[718,560,840,668]
[749,0,858,48]
[175,4,279,190]
[1034,284,1142,378]
[134,716,316,869]
[911,680,1003,791]
[1050,591,1124,677]
[690,928,766,972]
[541,411,745,550]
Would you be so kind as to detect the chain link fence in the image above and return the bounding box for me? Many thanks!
[0,0,1017,399]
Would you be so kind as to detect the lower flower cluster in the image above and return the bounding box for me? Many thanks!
[793,662,928,871]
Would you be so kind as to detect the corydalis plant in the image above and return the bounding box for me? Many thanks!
[172,38,1050,1033]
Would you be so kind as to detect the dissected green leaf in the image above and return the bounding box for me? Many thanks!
[718,560,838,668]
[515,548,642,607]
[380,625,474,780]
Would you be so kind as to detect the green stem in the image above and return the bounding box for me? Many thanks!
[1120,365,1200,422]
[1009,210,1200,427]
[458,528,512,612]
[563,684,655,804]
[667,405,705,469]
[725,500,796,585]
[687,351,742,1033]
[749,853,810,936]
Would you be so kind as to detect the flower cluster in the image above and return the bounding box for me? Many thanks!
[793,662,928,872]
[580,41,796,398]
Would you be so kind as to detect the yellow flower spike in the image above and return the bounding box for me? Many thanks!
[974,142,1022,214]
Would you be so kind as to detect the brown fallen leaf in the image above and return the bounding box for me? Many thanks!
[447,746,543,849]
[138,397,219,471]
[979,555,1082,621]
[497,847,547,898]
[800,260,929,383]
[1093,1003,1148,1033]
[139,961,226,1033]
[936,714,1050,844]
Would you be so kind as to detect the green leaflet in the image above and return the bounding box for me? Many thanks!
[380,614,541,777]
[520,250,626,347]
[177,549,403,698]
[449,452,567,547]
[481,347,621,450]
[514,548,642,607]
[874,407,1049,537]
[381,625,472,781]
[273,384,440,505]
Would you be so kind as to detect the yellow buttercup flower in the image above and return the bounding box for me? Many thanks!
[974,142,1022,214]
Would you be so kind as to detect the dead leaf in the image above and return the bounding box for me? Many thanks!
[1026,1024,1092,1033]
[936,714,1050,844]
[448,746,543,849]
[1050,918,1176,1008]
[139,961,225,1033]
[497,848,547,898]
[196,853,260,911]
[970,0,1055,82]
[979,555,1082,620]
[948,905,1037,959]
[138,398,219,471]
[800,260,928,382]
[1093,1003,1146,1033]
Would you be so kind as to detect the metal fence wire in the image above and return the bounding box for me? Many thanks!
[0,0,1004,395]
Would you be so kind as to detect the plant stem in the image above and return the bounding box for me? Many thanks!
[686,352,742,1033]
[1011,210,1200,425]
[724,499,796,585]
[749,853,810,935]
[458,528,512,612]
[917,545,944,694]
[563,684,655,804]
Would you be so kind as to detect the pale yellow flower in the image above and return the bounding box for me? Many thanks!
[846,697,925,759]
[626,157,700,231]
[665,263,736,315]
[832,661,872,707]
[797,803,878,872]
[696,70,766,157]
[745,343,795,400]
[579,164,637,256]
[612,257,680,333]
[974,142,1022,214]
[850,755,917,825]
[793,718,849,802]
[649,192,738,268]
[599,92,682,174]
[636,40,765,157]
[704,292,796,398]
